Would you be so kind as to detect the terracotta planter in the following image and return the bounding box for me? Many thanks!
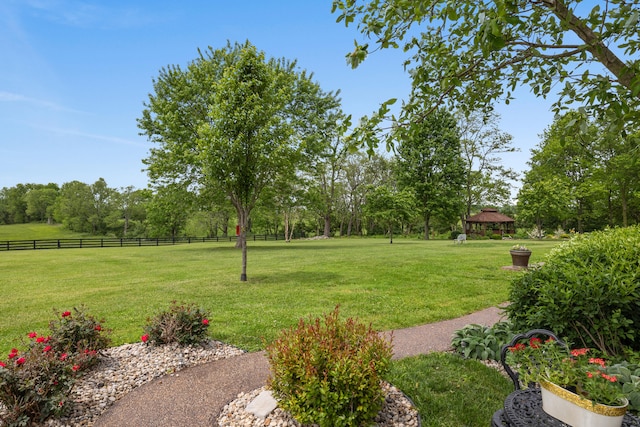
[540,380,627,427]
[509,250,531,268]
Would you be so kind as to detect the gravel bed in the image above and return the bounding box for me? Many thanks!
[0,340,244,427]
[216,382,420,427]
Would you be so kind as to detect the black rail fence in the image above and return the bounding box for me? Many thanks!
[0,234,296,252]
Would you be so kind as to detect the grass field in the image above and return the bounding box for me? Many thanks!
[0,234,560,354]
[0,223,90,241]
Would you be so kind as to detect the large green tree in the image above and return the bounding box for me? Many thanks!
[140,41,340,281]
[333,0,640,149]
[395,109,466,239]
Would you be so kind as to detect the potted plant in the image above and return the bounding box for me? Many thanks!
[509,244,531,268]
[507,337,628,426]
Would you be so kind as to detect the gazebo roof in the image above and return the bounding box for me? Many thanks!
[466,208,515,223]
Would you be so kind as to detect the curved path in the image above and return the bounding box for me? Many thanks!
[95,306,505,427]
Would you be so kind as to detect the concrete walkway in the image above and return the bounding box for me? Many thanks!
[95,306,506,427]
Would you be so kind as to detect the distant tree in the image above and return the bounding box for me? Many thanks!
[363,185,415,243]
[3,184,30,224]
[333,1,640,150]
[516,177,571,233]
[525,113,599,232]
[146,184,194,238]
[54,181,94,232]
[107,186,150,237]
[395,108,466,239]
[24,184,60,224]
[458,111,518,219]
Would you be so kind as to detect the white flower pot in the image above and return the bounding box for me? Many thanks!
[540,380,627,427]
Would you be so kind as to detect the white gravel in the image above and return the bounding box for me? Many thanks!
[216,382,420,427]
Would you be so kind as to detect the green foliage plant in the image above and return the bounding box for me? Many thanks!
[607,360,640,412]
[142,301,211,346]
[451,322,513,361]
[266,306,393,427]
[506,226,640,356]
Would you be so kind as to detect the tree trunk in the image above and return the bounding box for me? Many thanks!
[235,207,249,281]
[323,214,331,237]
[423,213,430,240]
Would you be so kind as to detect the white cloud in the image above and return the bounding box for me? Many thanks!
[0,91,89,114]
[21,0,159,29]
[29,124,147,148]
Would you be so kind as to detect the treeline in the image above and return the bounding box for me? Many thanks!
[1,114,637,239]
[516,112,640,233]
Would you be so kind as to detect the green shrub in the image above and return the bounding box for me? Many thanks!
[451,322,513,361]
[490,234,502,240]
[266,306,393,427]
[49,307,110,362]
[143,301,210,346]
[450,230,462,239]
[505,226,640,356]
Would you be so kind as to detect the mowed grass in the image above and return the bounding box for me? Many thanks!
[0,223,90,241]
[0,237,560,355]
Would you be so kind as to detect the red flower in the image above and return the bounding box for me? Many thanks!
[509,343,526,352]
[72,365,80,371]
[43,345,52,352]
[94,324,102,331]
[15,357,25,365]
[0,361,6,368]
[589,357,606,368]
[28,331,37,339]
[529,337,542,349]
[60,353,68,361]
[141,334,149,343]
[570,348,589,357]
[36,336,45,343]
[61,311,71,317]
[202,319,209,325]
[10,348,18,355]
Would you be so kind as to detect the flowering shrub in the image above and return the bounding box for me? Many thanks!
[143,301,211,346]
[266,306,393,427]
[0,333,80,426]
[0,307,110,425]
[48,306,111,368]
[507,337,625,406]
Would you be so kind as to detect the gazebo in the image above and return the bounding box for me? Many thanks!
[465,208,515,237]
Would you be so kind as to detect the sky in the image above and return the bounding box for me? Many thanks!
[1,0,556,193]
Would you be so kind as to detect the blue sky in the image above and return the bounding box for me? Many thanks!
[1,0,555,192]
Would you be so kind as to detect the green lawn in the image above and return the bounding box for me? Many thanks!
[0,237,559,354]
[0,223,89,241]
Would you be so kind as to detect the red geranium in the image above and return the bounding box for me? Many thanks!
[28,331,37,339]
[15,357,25,365]
[61,311,71,317]
[141,334,149,343]
[202,319,209,325]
